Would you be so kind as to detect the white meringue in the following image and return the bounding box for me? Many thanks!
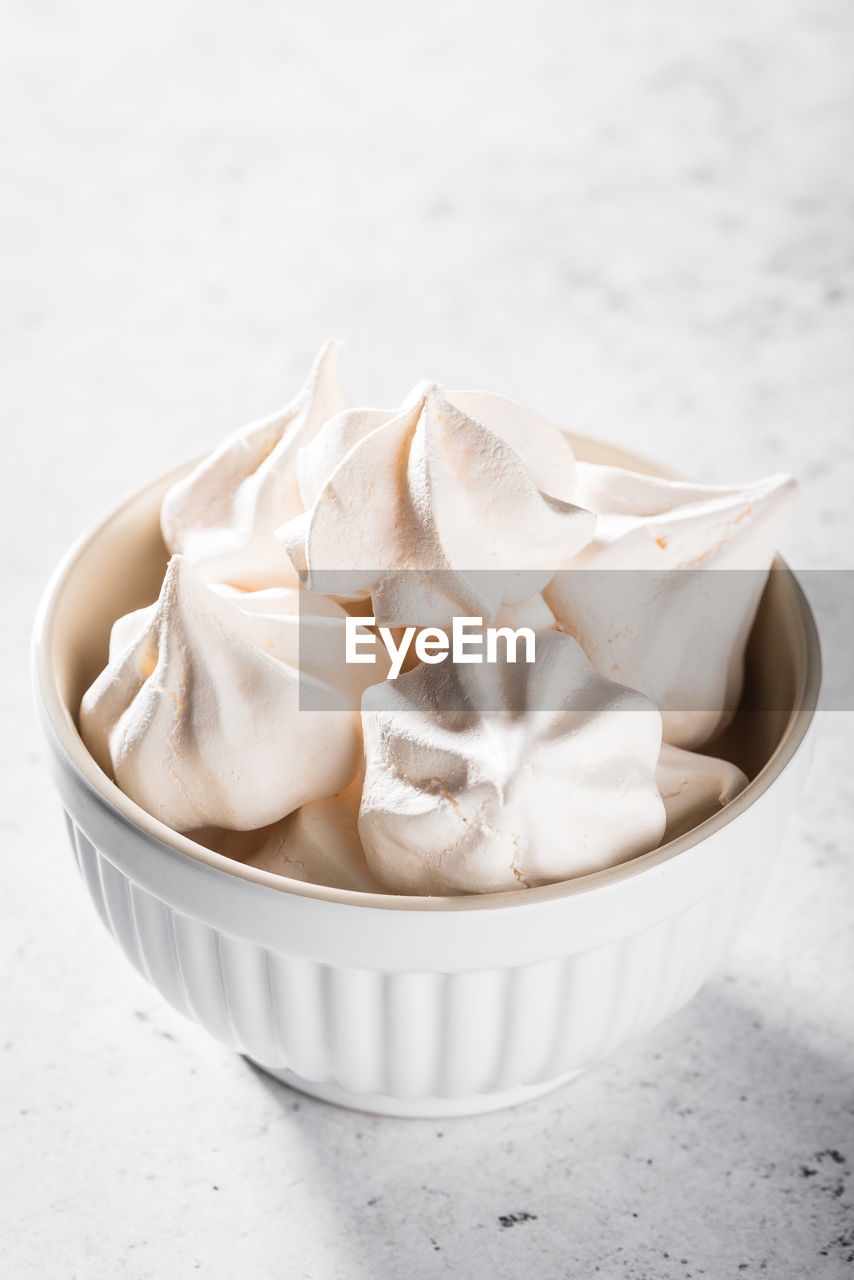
[211,582,390,709]
[656,743,748,843]
[160,341,349,589]
[358,631,666,895]
[192,778,383,893]
[494,593,557,632]
[544,464,797,748]
[295,386,580,510]
[280,385,594,626]
[80,556,366,832]
[84,341,797,898]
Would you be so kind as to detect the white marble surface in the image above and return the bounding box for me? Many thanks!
[2,1,853,1276]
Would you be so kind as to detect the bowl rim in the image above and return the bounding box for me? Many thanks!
[33,437,822,913]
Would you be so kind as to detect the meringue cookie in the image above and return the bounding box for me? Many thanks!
[280,385,595,627]
[296,386,579,510]
[544,464,797,748]
[656,743,748,843]
[80,556,364,832]
[494,593,557,632]
[192,778,384,893]
[211,582,391,708]
[160,340,349,589]
[358,631,666,895]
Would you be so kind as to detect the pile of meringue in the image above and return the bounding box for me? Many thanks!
[80,342,796,895]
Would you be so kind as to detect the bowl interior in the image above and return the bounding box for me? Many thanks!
[37,434,819,902]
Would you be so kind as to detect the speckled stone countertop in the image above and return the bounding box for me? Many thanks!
[2,1,853,1276]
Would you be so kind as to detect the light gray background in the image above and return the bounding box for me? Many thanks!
[2,1,853,1277]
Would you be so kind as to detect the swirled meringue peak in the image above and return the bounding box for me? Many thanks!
[544,464,797,748]
[656,743,748,844]
[279,385,595,627]
[358,631,666,895]
[160,340,349,589]
[79,556,366,832]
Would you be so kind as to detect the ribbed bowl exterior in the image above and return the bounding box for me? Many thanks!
[51,728,811,1116]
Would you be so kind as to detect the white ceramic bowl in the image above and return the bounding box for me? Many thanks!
[33,437,821,1117]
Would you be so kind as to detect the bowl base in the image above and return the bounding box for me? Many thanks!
[245,1059,583,1117]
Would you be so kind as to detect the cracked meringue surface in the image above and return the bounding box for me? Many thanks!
[279,385,594,627]
[358,632,667,895]
[160,340,349,590]
[655,743,748,844]
[544,464,797,748]
[80,556,368,832]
